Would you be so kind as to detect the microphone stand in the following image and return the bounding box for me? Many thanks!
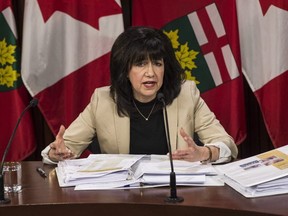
[158,93,184,203]
[0,98,38,204]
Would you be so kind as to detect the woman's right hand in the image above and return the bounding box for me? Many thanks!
[48,125,75,162]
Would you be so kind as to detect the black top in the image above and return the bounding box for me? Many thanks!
[129,99,168,155]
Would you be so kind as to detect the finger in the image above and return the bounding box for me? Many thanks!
[49,141,63,154]
[62,151,75,159]
[56,125,65,141]
[49,144,62,156]
[49,142,56,149]
[180,127,188,137]
[180,128,196,147]
[55,146,70,155]
[172,149,187,156]
[54,125,66,152]
[48,148,63,161]
[57,150,75,161]
[172,153,187,160]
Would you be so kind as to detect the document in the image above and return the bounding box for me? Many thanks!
[132,155,217,185]
[215,145,288,198]
[74,175,224,190]
[56,154,224,190]
[57,154,144,187]
[133,157,217,177]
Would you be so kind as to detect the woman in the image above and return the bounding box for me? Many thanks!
[41,26,238,164]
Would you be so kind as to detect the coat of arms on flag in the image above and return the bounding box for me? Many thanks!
[0,1,36,161]
[162,3,240,93]
[0,8,20,91]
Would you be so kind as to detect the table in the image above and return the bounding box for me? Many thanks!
[0,161,287,216]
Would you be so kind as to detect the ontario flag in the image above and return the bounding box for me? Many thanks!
[21,1,124,139]
[132,0,246,145]
[0,0,36,161]
[237,0,288,148]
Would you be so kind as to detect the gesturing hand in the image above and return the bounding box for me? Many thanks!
[48,125,75,162]
[171,128,208,162]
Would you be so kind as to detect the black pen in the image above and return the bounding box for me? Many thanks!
[36,167,47,178]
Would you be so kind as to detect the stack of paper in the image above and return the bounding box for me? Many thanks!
[56,154,224,190]
[215,145,288,198]
[56,154,144,187]
[133,155,217,185]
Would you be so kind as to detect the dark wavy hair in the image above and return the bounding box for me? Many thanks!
[110,26,186,117]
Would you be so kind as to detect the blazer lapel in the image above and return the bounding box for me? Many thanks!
[114,110,130,154]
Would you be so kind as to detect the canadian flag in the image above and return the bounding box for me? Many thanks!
[21,0,124,138]
[237,0,288,147]
[132,0,246,145]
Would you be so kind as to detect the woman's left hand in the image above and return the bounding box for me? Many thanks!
[171,128,209,162]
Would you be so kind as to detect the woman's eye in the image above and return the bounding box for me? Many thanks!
[135,62,146,67]
[154,61,163,66]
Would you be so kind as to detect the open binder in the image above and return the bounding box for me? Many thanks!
[55,154,223,190]
[215,145,288,198]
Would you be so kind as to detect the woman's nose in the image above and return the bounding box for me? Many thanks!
[145,63,155,77]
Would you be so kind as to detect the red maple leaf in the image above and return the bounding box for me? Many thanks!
[37,0,122,30]
[259,0,288,15]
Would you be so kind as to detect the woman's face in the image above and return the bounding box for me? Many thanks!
[128,58,164,103]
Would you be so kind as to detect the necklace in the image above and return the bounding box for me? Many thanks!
[132,99,157,121]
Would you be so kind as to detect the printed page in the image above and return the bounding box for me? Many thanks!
[74,175,224,190]
[133,158,217,179]
[141,174,205,184]
[216,145,288,187]
[57,154,144,186]
[221,174,288,198]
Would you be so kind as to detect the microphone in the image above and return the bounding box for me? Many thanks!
[157,93,184,203]
[0,98,38,204]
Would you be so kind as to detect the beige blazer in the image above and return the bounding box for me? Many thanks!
[64,81,238,159]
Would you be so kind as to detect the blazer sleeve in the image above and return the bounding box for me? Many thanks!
[63,87,107,157]
[183,81,238,159]
[63,86,126,157]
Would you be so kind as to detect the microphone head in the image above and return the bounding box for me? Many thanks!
[30,98,39,107]
[157,92,165,102]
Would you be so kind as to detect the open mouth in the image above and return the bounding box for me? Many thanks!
[143,81,156,85]
[143,81,157,88]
